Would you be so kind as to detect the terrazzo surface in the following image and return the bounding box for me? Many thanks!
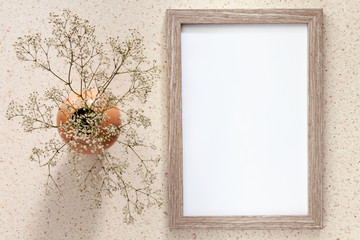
[0,0,359,239]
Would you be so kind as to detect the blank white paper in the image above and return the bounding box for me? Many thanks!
[181,24,308,216]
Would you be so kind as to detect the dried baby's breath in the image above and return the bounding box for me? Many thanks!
[7,9,162,223]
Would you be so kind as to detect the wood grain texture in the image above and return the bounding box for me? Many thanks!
[167,9,323,230]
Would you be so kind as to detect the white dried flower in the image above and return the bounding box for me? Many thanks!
[8,9,162,224]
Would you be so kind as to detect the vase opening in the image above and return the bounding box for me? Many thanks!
[72,107,95,134]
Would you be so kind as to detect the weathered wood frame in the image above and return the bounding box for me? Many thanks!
[167,9,323,229]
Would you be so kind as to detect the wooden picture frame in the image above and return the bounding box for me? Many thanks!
[167,9,323,229]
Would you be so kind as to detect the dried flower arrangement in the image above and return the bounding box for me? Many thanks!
[6,9,162,223]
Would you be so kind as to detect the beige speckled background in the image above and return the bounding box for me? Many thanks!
[0,0,359,239]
